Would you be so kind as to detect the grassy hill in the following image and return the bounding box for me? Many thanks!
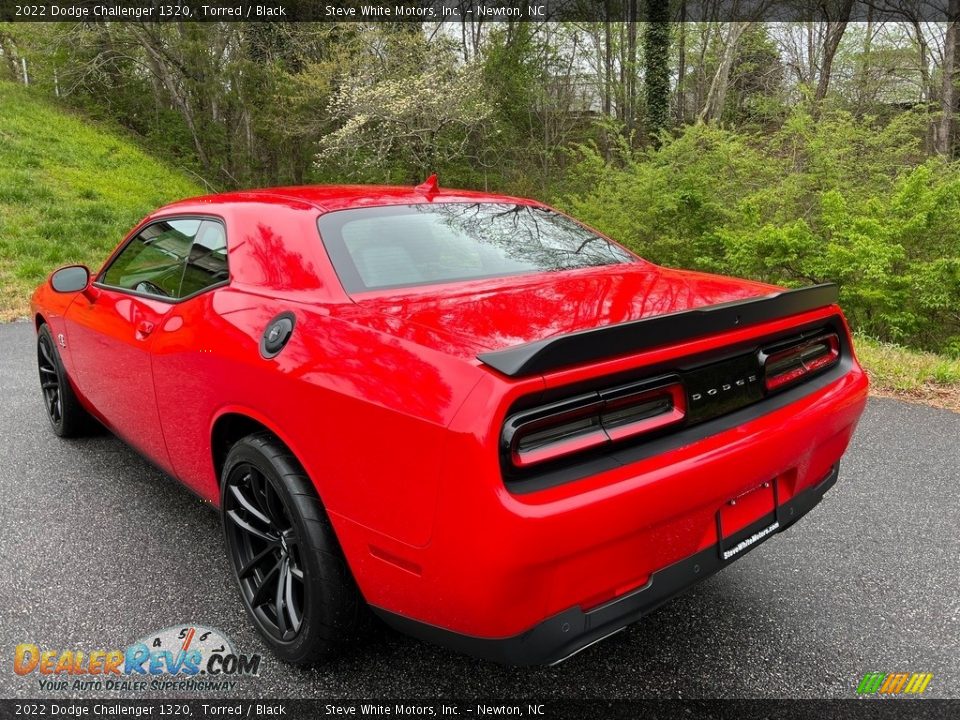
[0,81,202,321]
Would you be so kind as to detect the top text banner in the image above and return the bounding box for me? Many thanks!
[1,0,957,23]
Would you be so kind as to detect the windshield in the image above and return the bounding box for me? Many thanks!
[316,203,637,293]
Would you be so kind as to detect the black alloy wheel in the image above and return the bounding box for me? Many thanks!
[223,463,306,642]
[221,432,364,664]
[37,331,63,427]
[36,324,94,438]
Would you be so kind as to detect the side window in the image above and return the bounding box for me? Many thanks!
[179,220,229,297]
[100,218,228,300]
[101,219,200,299]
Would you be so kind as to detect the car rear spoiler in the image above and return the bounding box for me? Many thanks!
[476,283,839,377]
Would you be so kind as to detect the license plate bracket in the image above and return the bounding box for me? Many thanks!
[717,479,779,561]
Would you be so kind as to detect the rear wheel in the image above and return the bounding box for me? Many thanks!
[37,324,94,438]
[221,432,364,664]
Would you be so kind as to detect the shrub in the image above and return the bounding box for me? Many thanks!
[559,108,960,355]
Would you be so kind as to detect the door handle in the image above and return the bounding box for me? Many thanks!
[135,320,155,340]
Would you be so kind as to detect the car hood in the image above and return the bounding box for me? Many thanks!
[336,263,781,362]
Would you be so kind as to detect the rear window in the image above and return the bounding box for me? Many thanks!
[316,203,636,292]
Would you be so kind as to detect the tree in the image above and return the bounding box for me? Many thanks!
[0,29,20,81]
[644,2,671,139]
[939,0,960,155]
[699,22,752,123]
[317,31,492,182]
[814,0,855,102]
[623,0,639,131]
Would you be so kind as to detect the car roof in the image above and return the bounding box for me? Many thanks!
[157,184,541,214]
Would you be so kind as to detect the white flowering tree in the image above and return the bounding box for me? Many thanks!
[317,32,492,182]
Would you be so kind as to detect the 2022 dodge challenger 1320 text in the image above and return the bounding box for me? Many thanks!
[31,178,868,665]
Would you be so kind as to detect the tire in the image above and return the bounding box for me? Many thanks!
[220,431,364,664]
[37,324,95,438]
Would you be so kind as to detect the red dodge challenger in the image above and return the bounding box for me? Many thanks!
[31,179,868,665]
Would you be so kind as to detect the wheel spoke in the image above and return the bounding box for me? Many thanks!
[251,558,282,608]
[285,560,301,631]
[248,470,271,514]
[275,560,289,635]
[263,482,287,528]
[238,543,278,579]
[289,563,304,580]
[229,483,272,527]
[41,380,58,390]
[226,509,276,543]
[38,340,53,365]
[39,366,57,375]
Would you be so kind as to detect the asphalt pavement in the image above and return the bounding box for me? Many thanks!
[0,320,957,699]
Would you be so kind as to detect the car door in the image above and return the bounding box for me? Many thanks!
[149,220,233,500]
[64,217,209,470]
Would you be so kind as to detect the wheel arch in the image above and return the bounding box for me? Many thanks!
[35,313,46,329]
[210,407,310,492]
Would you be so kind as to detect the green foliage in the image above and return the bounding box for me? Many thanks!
[0,81,202,320]
[560,107,960,355]
[723,26,785,128]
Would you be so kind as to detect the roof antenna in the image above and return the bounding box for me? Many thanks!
[415,173,439,196]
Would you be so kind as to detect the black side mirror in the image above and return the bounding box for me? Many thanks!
[50,265,90,293]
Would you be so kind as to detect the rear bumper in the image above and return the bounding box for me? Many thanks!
[373,464,839,665]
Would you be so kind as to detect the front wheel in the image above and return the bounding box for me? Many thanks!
[221,432,364,664]
[37,324,94,438]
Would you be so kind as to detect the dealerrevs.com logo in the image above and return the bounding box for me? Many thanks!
[14,625,261,693]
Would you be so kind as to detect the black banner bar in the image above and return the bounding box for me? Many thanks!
[2,0,959,23]
[0,700,958,720]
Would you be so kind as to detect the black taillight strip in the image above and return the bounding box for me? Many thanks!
[760,332,840,392]
[478,283,839,377]
[505,351,852,494]
[501,319,849,485]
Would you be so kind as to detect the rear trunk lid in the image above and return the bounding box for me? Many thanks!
[337,263,783,364]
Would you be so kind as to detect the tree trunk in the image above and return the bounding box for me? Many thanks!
[644,1,671,139]
[693,23,713,117]
[676,0,687,124]
[698,22,750,123]
[626,0,637,130]
[618,21,626,123]
[814,0,854,102]
[938,0,960,155]
[0,31,19,81]
[910,21,931,103]
[136,33,210,170]
[603,2,613,117]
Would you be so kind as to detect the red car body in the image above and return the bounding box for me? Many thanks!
[31,184,868,664]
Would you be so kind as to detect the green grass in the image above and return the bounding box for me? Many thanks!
[0,81,202,320]
[855,335,960,411]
